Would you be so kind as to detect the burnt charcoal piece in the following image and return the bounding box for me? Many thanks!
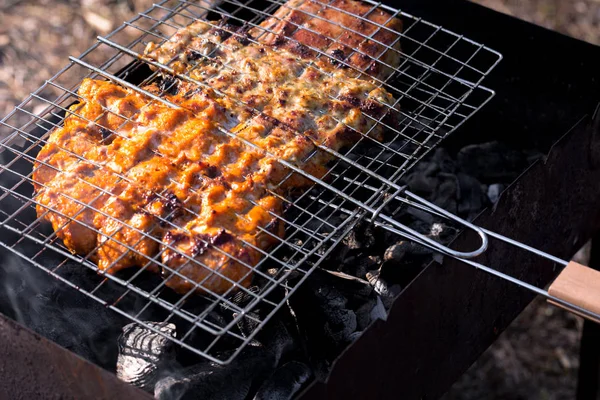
[380,238,438,289]
[355,297,377,330]
[234,311,261,338]
[154,362,253,400]
[154,376,188,400]
[116,321,177,389]
[253,361,312,400]
[434,175,459,214]
[342,221,376,251]
[366,270,401,307]
[403,149,461,214]
[383,241,432,264]
[370,296,389,320]
[340,254,380,278]
[287,274,359,369]
[427,222,459,246]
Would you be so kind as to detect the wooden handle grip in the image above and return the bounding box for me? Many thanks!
[548,261,600,322]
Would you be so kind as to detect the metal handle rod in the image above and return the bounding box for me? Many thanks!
[402,190,568,266]
[377,219,600,323]
[382,191,600,324]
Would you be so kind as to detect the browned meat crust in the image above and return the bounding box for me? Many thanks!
[251,0,403,80]
[33,0,402,296]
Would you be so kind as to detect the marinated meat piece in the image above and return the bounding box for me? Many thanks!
[145,0,403,81]
[34,0,402,296]
[251,0,403,80]
[144,18,396,185]
[35,79,287,294]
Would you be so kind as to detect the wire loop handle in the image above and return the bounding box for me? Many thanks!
[370,190,600,324]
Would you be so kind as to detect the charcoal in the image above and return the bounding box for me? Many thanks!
[253,361,312,400]
[405,206,436,224]
[154,361,253,400]
[314,286,357,344]
[326,307,357,344]
[355,297,377,330]
[384,241,432,263]
[116,321,177,389]
[432,148,457,174]
[384,242,407,263]
[370,296,389,320]
[368,255,383,268]
[429,222,444,237]
[224,285,260,310]
[154,321,293,400]
[348,331,363,342]
[433,174,459,214]
[404,170,440,195]
[154,376,188,400]
[286,274,362,372]
[342,221,375,251]
[487,183,505,203]
[429,222,458,243]
[340,254,380,278]
[366,270,401,307]
[233,311,262,338]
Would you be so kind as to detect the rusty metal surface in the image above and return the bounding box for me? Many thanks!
[0,313,152,400]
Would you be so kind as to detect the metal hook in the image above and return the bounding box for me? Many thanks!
[372,189,489,259]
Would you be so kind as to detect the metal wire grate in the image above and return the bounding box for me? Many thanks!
[0,0,501,364]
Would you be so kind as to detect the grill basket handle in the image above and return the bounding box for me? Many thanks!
[548,261,600,324]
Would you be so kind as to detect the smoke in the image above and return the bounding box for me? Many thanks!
[0,245,129,370]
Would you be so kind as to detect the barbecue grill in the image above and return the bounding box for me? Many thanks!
[0,0,503,365]
[0,0,600,398]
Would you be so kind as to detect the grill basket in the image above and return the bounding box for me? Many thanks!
[0,0,502,364]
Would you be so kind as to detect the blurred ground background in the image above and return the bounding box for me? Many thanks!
[473,0,600,45]
[1,0,599,399]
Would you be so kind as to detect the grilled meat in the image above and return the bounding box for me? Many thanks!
[34,79,284,294]
[252,0,403,80]
[144,19,396,181]
[146,0,402,81]
[33,0,402,295]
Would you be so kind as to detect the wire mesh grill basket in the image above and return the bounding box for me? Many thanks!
[0,0,502,364]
